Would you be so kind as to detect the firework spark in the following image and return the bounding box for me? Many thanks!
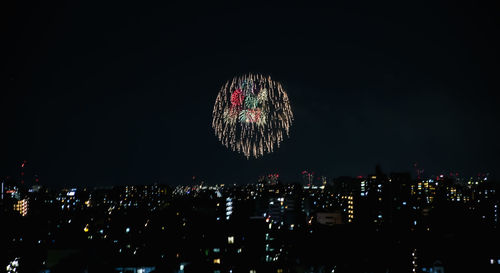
[212,74,293,158]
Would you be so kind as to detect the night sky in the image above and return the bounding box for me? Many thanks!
[3,1,499,187]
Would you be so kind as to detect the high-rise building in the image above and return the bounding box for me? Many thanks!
[268,197,285,225]
[14,198,29,216]
[226,197,233,220]
[344,194,354,223]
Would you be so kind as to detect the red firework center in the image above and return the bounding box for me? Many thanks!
[230,88,245,107]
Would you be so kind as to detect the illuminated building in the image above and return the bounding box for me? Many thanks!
[354,168,393,226]
[360,180,368,196]
[226,197,233,220]
[268,197,285,225]
[13,198,28,216]
[6,257,19,273]
[495,203,498,228]
[6,186,21,200]
[411,248,418,273]
[344,195,354,223]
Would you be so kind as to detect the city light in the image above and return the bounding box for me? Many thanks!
[2,168,498,272]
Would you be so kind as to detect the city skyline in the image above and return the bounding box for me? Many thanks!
[3,166,499,272]
[1,160,496,188]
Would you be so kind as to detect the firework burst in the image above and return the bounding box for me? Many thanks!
[212,74,293,158]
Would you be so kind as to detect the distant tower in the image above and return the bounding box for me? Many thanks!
[413,163,424,180]
[20,160,27,184]
[301,171,314,186]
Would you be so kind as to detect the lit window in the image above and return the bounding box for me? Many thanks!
[213,258,221,264]
[228,236,234,244]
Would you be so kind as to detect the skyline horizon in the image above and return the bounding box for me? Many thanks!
[2,159,495,188]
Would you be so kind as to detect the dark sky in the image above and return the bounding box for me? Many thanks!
[3,1,499,186]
